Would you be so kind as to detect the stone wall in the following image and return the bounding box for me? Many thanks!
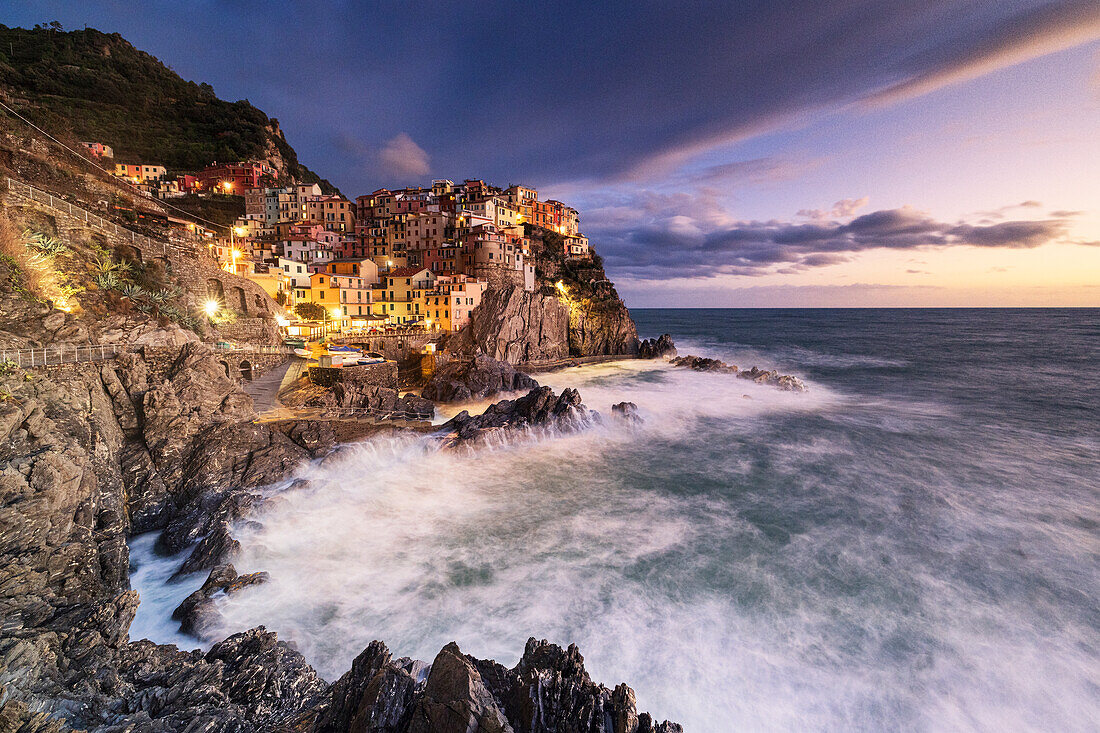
[215,317,282,346]
[308,361,397,390]
[470,264,524,290]
[141,346,287,383]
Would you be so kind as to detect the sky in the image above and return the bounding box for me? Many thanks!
[7,1,1100,306]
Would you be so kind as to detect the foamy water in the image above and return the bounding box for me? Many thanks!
[129,309,1100,731]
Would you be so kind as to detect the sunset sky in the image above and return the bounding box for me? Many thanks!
[9,1,1100,306]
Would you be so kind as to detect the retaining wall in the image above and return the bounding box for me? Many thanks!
[308,361,398,391]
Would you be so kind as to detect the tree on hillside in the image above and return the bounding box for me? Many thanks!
[294,302,326,321]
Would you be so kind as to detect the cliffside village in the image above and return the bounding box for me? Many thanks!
[82,144,591,341]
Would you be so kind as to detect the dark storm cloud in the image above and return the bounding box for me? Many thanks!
[589,206,1074,279]
[8,1,1100,191]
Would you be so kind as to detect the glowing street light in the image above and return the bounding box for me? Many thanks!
[555,280,567,293]
[204,300,220,317]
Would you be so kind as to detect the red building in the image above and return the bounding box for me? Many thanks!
[193,162,276,194]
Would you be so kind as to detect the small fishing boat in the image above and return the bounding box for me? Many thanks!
[292,347,312,359]
[356,351,386,365]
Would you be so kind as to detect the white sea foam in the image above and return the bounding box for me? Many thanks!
[129,356,1100,731]
[128,532,206,650]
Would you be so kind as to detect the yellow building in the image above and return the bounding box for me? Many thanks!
[308,271,374,318]
[418,274,488,332]
[374,266,436,324]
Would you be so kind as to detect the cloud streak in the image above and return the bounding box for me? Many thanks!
[596,205,1083,279]
[22,1,1099,190]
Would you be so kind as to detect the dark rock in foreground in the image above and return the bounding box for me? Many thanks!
[316,637,681,733]
[421,353,538,403]
[172,563,269,637]
[671,354,808,391]
[436,386,597,446]
[639,333,677,359]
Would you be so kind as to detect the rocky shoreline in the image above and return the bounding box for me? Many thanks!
[1,321,813,731]
[0,339,687,732]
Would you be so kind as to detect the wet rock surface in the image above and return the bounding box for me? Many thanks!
[638,334,677,360]
[436,386,597,446]
[612,401,642,424]
[671,354,808,391]
[312,638,680,733]
[421,354,538,403]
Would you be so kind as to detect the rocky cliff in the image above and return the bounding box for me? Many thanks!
[447,286,571,363]
[448,283,639,364]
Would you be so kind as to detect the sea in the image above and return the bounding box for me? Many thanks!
[128,308,1100,732]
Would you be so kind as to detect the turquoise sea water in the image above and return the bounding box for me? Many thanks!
[131,308,1100,731]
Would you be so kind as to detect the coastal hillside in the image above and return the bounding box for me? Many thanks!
[0,23,336,192]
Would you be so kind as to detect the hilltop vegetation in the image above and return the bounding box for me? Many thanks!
[0,23,337,192]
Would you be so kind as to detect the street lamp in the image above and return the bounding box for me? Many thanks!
[204,300,220,319]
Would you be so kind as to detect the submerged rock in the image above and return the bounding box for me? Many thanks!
[422,353,539,402]
[172,519,241,578]
[436,386,596,446]
[172,563,269,637]
[737,366,808,392]
[612,401,643,424]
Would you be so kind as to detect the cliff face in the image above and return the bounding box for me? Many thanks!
[448,227,641,364]
[449,286,571,363]
[567,286,640,357]
[450,283,639,364]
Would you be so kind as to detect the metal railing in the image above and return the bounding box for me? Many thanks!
[212,343,294,355]
[4,177,212,263]
[0,344,122,368]
[289,405,434,422]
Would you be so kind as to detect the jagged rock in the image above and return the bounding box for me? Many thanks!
[638,333,677,359]
[314,640,422,733]
[172,564,269,637]
[448,284,642,363]
[113,627,327,731]
[173,520,241,577]
[437,387,596,446]
[406,642,513,733]
[155,489,257,556]
[671,355,808,392]
[670,354,739,373]
[737,366,808,392]
[448,285,570,363]
[472,637,682,733]
[422,354,539,402]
